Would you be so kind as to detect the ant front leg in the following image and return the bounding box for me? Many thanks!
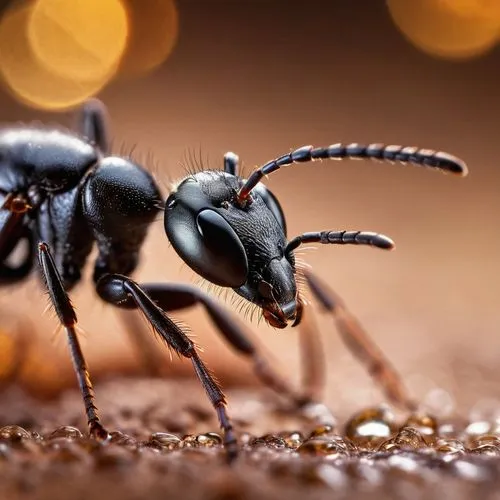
[37,242,108,440]
[96,275,238,462]
[136,283,314,409]
[303,270,417,412]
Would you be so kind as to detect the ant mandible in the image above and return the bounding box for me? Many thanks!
[0,99,467,462]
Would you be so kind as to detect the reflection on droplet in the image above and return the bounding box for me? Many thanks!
[0,425,32,442]
[435,438,466,455]
[345,407,395,448]
[119,0,179,77]
[383,427,427,451]
[297,436,351,458]
[469,434,500,456]
[48,426,83,440]
[386,0,500,60]
[309,425,335,438]
[279,431,303,449]
[146,432,180,452]
[404,413,438,436]
[250,434,287,450]
[0,4,114,110]
[196,432,222,447]
[28,0,128,82]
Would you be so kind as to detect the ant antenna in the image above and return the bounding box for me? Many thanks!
[285,230,395,254]
[237,143,467,203]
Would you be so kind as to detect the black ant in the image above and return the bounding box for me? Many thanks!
[0,99,467,461]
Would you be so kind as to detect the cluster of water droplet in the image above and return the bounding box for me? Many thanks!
[1,406,500,489]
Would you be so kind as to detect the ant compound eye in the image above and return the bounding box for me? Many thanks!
[195,209,248,286]
[164,180,249,288]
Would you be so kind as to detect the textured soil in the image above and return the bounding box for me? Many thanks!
[1,377,500,500]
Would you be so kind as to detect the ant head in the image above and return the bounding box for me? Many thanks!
[164,171,299,328]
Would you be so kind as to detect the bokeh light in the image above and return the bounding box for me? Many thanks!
[387,0,500,60]
[0,0,179,110]
[0,3,117,110]
[439,0,500,19]
[119,0,179,78]
[27,0,128,83]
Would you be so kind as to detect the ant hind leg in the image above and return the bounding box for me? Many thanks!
[304,270,417,412]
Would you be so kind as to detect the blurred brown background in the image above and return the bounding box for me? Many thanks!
[0,0,499,420]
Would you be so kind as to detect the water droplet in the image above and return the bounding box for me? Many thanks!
[404,413,437,436]
[250,434,287,449]
[48,426,83,440]
[196,433,222,447]
[297,436,350,458]
[469,434,500,456]
[434,438,465,456]
[0,425,31,442]
[378,438,400,452]
[309,425,335,438]
[345,407,395,448]
[395,427,427,449]
[279,431,303,449]
[108,431,137,448]
[378,427,426,453]
[181,434,198,448]
[149,432,181,450]
[30,431,43,443]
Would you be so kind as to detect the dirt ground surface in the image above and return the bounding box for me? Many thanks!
[1,377,500,500]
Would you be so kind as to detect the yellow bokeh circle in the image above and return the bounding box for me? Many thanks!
[119,0,179,78]
[438,0,500,20]
[387,0,500,60]
[27,0,128,83]
[0,4,117,111]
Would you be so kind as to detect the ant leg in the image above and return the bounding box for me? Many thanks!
[295,299,326,403]
[137,283,312,408]
[96,276,238,462]
[224,152,239,175]
[76,99,110,154]
[37,242,108,440]
[304,270,417,411]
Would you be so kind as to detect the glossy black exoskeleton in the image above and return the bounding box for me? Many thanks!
[0,100,468,462]
[165,144,467,328]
